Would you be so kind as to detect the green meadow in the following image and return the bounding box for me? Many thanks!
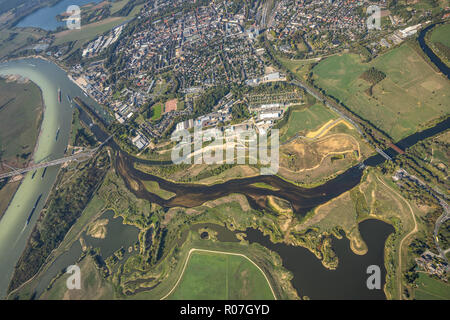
[169,251,275,300]
[151,103,162,121]
[414,273,450,300]
[312,44,449,140]
[282,103,337,141]
[430,23,450,47]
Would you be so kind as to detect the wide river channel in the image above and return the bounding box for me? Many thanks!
[0,57,107,298]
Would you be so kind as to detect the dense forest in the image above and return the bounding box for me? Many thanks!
[194,85,230,116]
[360,67,386,85]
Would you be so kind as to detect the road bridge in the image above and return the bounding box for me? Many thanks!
[0,134,114,180]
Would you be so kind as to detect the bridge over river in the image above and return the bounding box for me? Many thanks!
[0,134,114,180]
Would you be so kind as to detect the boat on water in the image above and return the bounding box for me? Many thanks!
[58,88,62,103]
[41,167,47,179]
[31,170,37,179]
[25,194,42,226]
[66,94,71,103]
[55,127,60,141]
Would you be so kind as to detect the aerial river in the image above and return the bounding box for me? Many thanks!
[0,57,105,298]
[0,23,448,298]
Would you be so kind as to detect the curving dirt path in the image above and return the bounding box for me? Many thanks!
[376,175,418,300]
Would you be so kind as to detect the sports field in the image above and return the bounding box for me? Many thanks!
[312,44,449,140]
[151,103,162,121]
[168,250,275,300]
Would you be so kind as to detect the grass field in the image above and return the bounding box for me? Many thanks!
[0,28,46,59]
[414,273,450,300]
[278,56,316,81]
[168,250,275,300]
[312,44,449,140]
[110,0,129,14]
[430,23,450,47]
[151,103,162,121]
[53,16,128,46]
[282,103,337,141]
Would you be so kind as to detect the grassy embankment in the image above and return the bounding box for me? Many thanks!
[142,180,175,200]
[0,28,47,60]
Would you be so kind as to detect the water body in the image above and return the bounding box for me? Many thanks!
[191,223,240,243]
[417,23,450,80]
[115,112,449,216]
[245,219,395,299]
[0,57,104,298]
[29,210,139,299]
[191,220,394,299]
[83,210,139,258]
[16,0,102,31]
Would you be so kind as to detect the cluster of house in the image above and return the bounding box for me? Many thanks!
[416,251,448,280]
[175,95,235,132]
[174,95,291,138]
[269,0,369,52]
[106,0,265,92]
[82,24,124,58]
[140,100,194,141]
[64,0,301,152]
